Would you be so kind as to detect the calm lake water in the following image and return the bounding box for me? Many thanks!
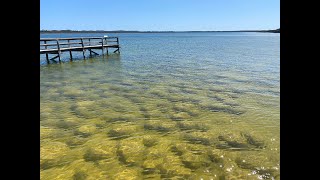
[40,32,280,179]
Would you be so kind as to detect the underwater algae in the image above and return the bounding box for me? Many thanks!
[40,63,279,179]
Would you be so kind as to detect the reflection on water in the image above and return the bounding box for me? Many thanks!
[40,32,279,179]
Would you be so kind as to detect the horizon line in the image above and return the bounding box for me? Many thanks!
[40,28,280,33]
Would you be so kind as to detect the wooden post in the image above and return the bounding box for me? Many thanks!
[56,39,61,62]
[117,37,120,53]
[106,37,109,55]
[101,38,104,55]
[89,39,92,57]
[80,38,85,59]
[44,40,49,63]
[68,40,73,61]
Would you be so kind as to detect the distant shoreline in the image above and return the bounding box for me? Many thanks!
[40,29,280,34]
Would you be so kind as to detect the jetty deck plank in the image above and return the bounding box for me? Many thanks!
[40,44,119,54]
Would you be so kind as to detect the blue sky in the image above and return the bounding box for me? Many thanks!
[40,0,279,31]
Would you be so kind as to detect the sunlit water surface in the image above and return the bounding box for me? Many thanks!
[40,32,280,179]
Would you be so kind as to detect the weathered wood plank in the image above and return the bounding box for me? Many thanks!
[40,37,118,41]
[40,45,119,53]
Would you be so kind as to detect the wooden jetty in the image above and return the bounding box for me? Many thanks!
[40,37,120,63]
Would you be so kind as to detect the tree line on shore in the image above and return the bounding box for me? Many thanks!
[40,28,279,33]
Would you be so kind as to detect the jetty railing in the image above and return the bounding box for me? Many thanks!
[40,37,120,63]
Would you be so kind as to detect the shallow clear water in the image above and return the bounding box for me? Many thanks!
[40,32,280,179]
